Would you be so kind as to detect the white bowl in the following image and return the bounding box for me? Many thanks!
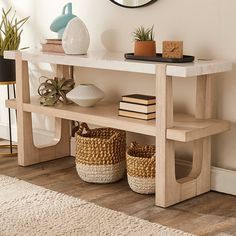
[66,84,105,107]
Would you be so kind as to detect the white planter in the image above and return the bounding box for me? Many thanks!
[62,17,90,55]
[66,84,105,107]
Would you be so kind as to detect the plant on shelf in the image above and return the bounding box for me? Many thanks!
[0,8,29,56]
[133,25,156,57]
[38,76,75,106]
[0,8,29,83]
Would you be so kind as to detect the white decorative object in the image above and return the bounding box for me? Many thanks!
[62,17,90,55]
[66,84,105,107]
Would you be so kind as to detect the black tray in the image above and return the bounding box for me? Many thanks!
[124,53,195,63]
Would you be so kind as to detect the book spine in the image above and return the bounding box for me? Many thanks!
[122,98,149,105]
[119,102,156,113]
[118,110,155,120]
[122,97,156,105]
[45,39,62,45]
[41,43,64,53]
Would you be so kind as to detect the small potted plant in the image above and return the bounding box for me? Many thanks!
[133,25,156,57]
[0,8,29,83]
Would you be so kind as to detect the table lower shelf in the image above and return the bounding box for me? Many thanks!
[6,97,230,142]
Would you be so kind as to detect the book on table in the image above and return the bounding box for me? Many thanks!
[45,39,62,45]
[119,101,156,113]
[122,94,156,105]
[118,109,155,120]
[119,94,156,120]
[41,39,64,53]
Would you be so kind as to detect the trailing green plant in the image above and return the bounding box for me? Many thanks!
[38,76,75,106]
[133,25,155,41]
[0,8,29,56]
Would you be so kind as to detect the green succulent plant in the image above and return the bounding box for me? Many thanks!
[38,77,75,106]
[0,7,29,56]
[133,25,155,41]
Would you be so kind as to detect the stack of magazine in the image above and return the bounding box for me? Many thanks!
[119,94,156,120]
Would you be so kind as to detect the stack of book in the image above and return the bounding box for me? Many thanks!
[41,39,64,53]
[119,94,156,120]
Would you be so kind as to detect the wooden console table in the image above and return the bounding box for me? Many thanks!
[4,50,232,207]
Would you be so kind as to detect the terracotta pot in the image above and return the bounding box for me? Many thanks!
[134,41,156,57]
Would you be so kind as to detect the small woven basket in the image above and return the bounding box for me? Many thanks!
[75,123,126,183]
[126,142,155,194]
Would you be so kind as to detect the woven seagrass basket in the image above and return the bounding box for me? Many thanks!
[75,122,126,183]
[126,142,155,194]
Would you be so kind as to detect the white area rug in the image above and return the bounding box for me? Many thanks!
[0,175,193,236]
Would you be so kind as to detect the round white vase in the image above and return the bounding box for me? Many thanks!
[66,84,105,107]
[62,17,90,55]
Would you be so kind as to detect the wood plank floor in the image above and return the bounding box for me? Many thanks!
[0,155,236,235]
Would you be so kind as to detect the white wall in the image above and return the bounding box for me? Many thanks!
[0,0,235,171]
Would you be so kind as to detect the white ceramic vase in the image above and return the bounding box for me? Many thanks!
[66,84,105,107]
[62,17,90,55]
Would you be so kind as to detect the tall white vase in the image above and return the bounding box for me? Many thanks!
[62,17,90,55]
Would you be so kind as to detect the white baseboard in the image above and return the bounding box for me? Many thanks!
[176,159,236,196]
[0,122,17,141]
[211,167,236,196]
[0,124,55,145]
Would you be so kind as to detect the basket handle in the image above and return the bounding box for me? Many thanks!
[77,122,90,135]
[130,141,139,150]
[110,129,128,141]
[71,121,79,137]
[109,131,121,140]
